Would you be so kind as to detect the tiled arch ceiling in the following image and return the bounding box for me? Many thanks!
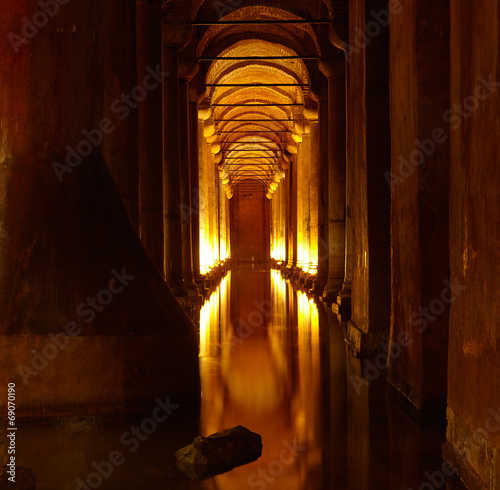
[195,6,321,196]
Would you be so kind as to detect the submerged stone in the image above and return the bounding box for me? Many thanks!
[175,425,263,480]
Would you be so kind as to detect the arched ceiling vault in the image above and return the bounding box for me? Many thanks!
[168,0,344,196]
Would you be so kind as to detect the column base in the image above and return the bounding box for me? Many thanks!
[332,286,351,319]
[386,368,447,416]
[170,286,189,298]
[311,273,328,295]
[346,320,389,357]
[322,282,341,304]
[299,271,313,289]
[0,332,200,417]
[442,406,498,490]
[195,276,207,295]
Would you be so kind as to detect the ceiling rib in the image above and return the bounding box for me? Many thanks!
[193,20,331,26]
[201,56,317,61]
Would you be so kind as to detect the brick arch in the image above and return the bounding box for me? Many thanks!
[191,0,333,21]
[196,6,322,57]
[205,39,310,86]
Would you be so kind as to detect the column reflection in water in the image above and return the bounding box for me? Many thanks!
[198,270,322,489]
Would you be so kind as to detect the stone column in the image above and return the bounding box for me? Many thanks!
[188,74,206,286]
[387,0,449,408]
[162,46,185,295]
[308,121,319,277]
[104,0,139,229]
[313,96,329,293]
[219,178,226,262]
[226,195,231,263]
[198,107,212,275]
[280,180,286,264]
[335,147,352,316]
[301,124,311,277]
[137,0,163,272]
[0,0,200,416]
[304,96,320,287]
[320,51,347,303]
[179,59,200,295]
[291,155,298,271]
[162,21,191,296]
[295,140,304,272]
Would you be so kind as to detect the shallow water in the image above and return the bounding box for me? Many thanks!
[8,269,466,489]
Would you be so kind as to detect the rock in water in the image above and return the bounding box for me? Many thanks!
[175,425,263,480]
[0,467,36,489]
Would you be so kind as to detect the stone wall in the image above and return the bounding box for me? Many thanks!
[443,1,500,487]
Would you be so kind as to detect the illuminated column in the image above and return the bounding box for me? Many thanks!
[285,165,294,269]
[278,180,287,265]
[296,140,304,270]
[320,51,346,302]
[274,189,280,261]
[225,195,231,261]
[301,123,311,274]
[198,107,212,275]
[280,181,286,263]
[208,146,218,269]
[219,178,226,262]
[137,0,163,272]
[188,74,206,284]
[291,155,298,270]
[309,115,320,278]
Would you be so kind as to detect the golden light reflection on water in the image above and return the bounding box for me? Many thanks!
[198,270,322,490]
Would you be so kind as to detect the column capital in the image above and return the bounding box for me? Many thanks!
[319,48,346,78]
[198,105,212,122]
[303,96,319,121]
[189,71,207,103]
[162,21,192,50]
[309,73,329,102]
[179,56,199,81]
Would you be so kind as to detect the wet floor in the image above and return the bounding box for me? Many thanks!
[7,269,466,489]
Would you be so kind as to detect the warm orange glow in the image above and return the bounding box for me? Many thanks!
[271,183,287,264]
[198,270,323,490]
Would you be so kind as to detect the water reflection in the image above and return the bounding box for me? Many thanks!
[196,270,466,490]
[8,270,467,489]
[199,270,323,490]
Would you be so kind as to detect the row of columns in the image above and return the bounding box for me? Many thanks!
[138,6,350,307]
[135,12,231,299]
[269,51,350,308]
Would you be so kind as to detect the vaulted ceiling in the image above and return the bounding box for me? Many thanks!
[164,0,348,196]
